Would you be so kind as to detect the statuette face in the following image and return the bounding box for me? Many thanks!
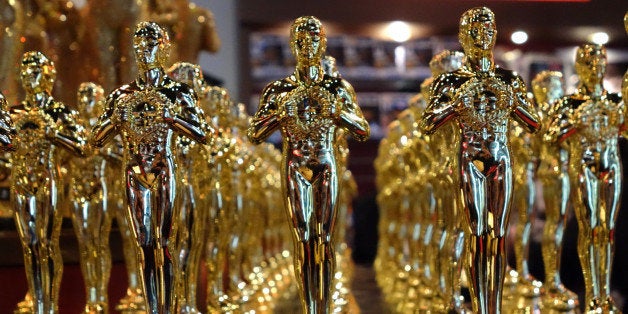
[167,62,204,93]
[78,82,105,116]
[532,71,564,110]
[133,21,171,71]
[575,44,606,85]
[429,50,465,74]
[20,51,56,95]
[290,16,326,61]
[459,7,496,54]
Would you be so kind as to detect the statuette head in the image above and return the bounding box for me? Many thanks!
[77,82,105,119]
[20,51,56,94]
[575,44,606,87]
[290,16,326,63]
[459,7,496,54]
[429,50,465,76]
[133,21,171,71]
[531,71,564,106]
[168,62,205,95]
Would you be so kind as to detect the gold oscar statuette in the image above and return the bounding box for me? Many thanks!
[247,16,369,313]
[420,7,540,313]
[532,71,579,311]
[70,82,114,314]
[547,44,624,314]
[90,22,208,313]
[12,51,87,314]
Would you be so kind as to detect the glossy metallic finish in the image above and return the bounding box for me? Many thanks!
[420,7,540,314]
[532,71,579,311]
[200,86,234,312]
[113,136,146,313]
[508,93,543,299]
[325,57,358,312]
[373,106,427,311]
[167,61,217,314]
[0,92,15,151]
[201,86,253,311]
[332,129,358,311]
[0,91,15,216]
[424,50,468,313]
[12,51,86,314]
[70,82,114,314]
[248,16,369,314]
[90,22,207,314]
[548,44,623,314]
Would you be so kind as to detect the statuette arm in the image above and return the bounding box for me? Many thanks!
[248,84,283,144]
[420,78,457,134]
[336,81,369,141]
[0,96,15,151]
[90,94,118,148]
[546,98,575,143]
[51,107,87,157]
[166,89,207,144]
[511,78,541,133]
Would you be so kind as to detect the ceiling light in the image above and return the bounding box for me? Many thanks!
[386,21,411,43]
[511,31,528,45]
[589,32,609,45]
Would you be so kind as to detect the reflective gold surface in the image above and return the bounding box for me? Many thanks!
[0,90,15,217]
[507,79,543,300]
[90,22,208,313]
[547,44,623,314]
[12,51,86,313]
[70,82,113,314]
[374,87,436,312]
[420,7,540,313]
[0,91,15,151]
[167,61,212,314]
[425,50,468,313]
[200,86,234,313]
[325,55,359,313]
[531,71,579,311]
[248,16,369,313]
[1,5,627,314]
[114,150,146,314]
[199,85,295,313]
